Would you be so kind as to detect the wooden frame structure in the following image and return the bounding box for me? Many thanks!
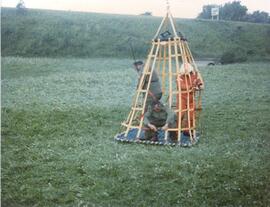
[116,6,204,146]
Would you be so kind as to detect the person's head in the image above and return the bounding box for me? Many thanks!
[152,101,162,112]
[133,60,144,72]
[180,63,194,74]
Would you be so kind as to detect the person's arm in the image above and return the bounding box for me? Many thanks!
[192,72,204,90]
[136,70,143,89]
[196,72,204,89]
[143,106,157,131]
[137,70,149,89]
[165,106,175,125]
[143,106,152,126]
[136,76,141,89]
[161,106,175,130]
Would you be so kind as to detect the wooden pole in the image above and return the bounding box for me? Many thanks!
[168,40,173,108]
[162,43,167,95]
[157,44,162,75]
[183,41,203,106]
[168,12,178,37]
[153,14,168,39]
[136,41,161,137]
[179,40,194,142]
[124,43,156,136]
[185,41,204,85]
[173,38,182,142]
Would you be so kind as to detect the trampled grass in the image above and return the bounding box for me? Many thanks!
[2,57,270,206]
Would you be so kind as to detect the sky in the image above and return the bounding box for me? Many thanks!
[2,0,270,18]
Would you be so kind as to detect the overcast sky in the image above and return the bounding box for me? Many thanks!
[2,0,270,18]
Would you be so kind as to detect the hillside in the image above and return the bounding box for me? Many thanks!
[2,8,270,59]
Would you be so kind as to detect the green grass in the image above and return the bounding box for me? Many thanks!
[2,57,270,206]
[2,7,270,60]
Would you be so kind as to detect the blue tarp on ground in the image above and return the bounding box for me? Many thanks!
[115,128,199,146]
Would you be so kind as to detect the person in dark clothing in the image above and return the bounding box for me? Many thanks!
[143,101,177,142]
[133,61,162,109]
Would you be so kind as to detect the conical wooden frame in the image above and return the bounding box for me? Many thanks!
[120,10,204,145]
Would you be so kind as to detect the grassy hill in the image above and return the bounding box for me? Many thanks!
[2,7,270,60]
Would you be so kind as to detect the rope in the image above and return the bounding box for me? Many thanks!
[166,0,170,11]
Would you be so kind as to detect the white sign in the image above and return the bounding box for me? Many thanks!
[211,8,219,16]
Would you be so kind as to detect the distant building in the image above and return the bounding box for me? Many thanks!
[16,0,26,9]
[16,0,26,14]
[140,12,152,16]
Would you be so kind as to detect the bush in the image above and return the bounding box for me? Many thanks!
[220,51,235,64]
[220,48,247,64]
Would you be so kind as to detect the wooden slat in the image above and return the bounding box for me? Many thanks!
[131,107,143,111]
[124,43,156,136]
[136,41,161,137]
[153,14,168,39]
[137,89,148,93]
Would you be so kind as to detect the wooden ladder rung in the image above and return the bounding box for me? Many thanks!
[164,72,178,76]
[132,107,143,111]
[172,91,179,94]
[121,123,141,129]
[171,54,182,57]
[174,109,194,112]
[166,128,180,131]
[171,90,194,93]
[171,91,194,94]
[166,127,195,132]
[122,124,196,131]
[180,127,195,131]
[137,89,148,93]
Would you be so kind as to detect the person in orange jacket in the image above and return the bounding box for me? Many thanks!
[177,63,204,137]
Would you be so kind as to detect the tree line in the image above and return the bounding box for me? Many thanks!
[197,1,270,24]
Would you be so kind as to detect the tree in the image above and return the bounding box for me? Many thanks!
[220,1,247,21]
[197,1,248,22]
[244,11,269,23]
[220,48,247,64]
[197,1,270,24]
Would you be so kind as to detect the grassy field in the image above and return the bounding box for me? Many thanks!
[2,7,270,60]
[2,57,270,206]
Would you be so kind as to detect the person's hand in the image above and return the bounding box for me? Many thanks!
[148,123,157,131]
[199,84,204,90]
[195,84,204,91]
[161,123,169,131]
